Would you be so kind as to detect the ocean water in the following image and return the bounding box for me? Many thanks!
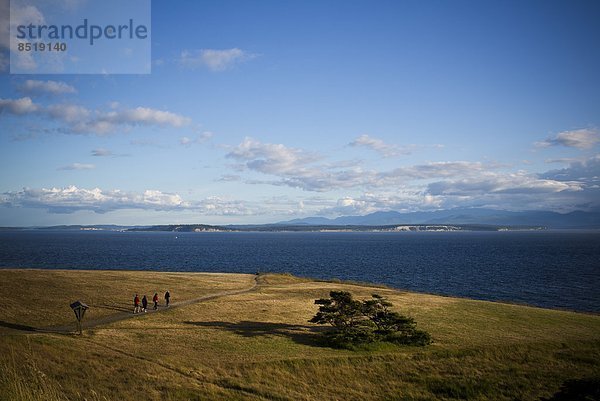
[0,230,598,313]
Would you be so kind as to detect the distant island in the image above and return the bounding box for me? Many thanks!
[125,223,544,232]
[3,223,546,233]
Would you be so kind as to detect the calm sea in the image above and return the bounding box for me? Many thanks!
[0,230,598,313]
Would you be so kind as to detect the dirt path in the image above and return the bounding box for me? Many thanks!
[5,275,260,335]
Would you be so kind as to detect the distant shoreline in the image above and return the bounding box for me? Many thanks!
[1,223,552,233]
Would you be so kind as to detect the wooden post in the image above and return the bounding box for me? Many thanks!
[70,301,89,335]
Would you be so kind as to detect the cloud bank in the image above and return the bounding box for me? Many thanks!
[0,186,260,216]
[0,96,192,135]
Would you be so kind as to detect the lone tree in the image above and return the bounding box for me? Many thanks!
[310,291,431,348]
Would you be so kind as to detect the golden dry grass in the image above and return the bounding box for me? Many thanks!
[0,269,253,328]
[1,269,599,401]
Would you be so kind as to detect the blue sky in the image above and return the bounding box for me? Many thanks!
[1,0,599,225]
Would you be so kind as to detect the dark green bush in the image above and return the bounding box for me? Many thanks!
[310,291,431,348]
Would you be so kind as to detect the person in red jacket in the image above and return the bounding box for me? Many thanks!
[152,292,159,310]
[133,294,140,314]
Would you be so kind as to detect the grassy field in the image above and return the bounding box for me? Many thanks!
[0,269,253,329]
[0,269,599,401]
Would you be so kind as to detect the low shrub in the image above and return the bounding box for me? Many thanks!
[310,291,431,349]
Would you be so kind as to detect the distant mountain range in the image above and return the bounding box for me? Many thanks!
[2,208,598,231]
[278,208,600,229]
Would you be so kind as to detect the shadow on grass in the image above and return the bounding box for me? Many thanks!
[0,320,38,332]
[541,377,600,401]
[183,320,326,346]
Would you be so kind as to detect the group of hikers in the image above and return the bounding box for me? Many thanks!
[133,290,170,313]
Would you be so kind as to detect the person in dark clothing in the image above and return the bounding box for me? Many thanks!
[141,295,148,312]
[152,292,159,310]
[164,290,171,307]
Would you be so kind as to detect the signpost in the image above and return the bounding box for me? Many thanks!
[70,301,89,335]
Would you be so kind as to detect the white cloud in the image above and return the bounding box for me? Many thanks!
[140,190,184,208]
[227,137,349,191]
[349,134,412,157]
[180,131,213,146]
[70,119,115,135]
[536,128,600,150]
[58,163,95,171]
[0,96,192,135]
[420,159,600,212]
[227,137,321,174]
[102,107,191,128]
[227,138,497,192]
[315,191,443,217]
[18,80,77,96]
[312,172,588,217]
[47,104,91,123]
[179,48,256,71]
[426,173,582,196]
[65,106,191,135]
[0,186,187,214]
[0,97,39,115]
[91,148,112,157]
[223,137,600,213]
[195,196,256,216]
